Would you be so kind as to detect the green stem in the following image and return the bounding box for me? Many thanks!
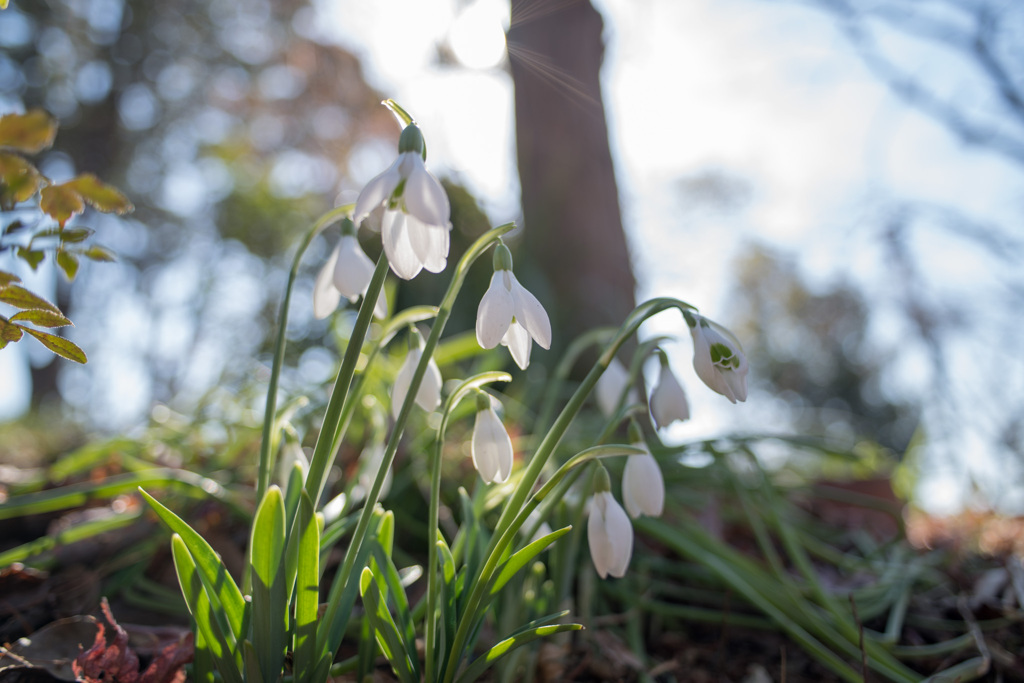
[316,222,515,664]
[257,204,352,503]
[426,372,512,683]
[442,297,696,683]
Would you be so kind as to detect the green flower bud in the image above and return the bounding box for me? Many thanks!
[398,124,426,158]
[340,216,357,237]
[475,390,492,413]
[492,242,513,272]
[593,463,612,494]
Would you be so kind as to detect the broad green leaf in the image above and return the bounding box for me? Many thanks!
[192,626,216,683]
[138,488,247,642]
[489,526,570,596]
[454,623,583,683]
[0,284,60,312]
[0,315,23,344]
[242,641,266,683]
[40,182,84,228]
[359,568,418,683]
[0,151,44,203]
[82,245,116,261]
[16,247,45,270]
[293,493,320,682]
[0,270,20,286]
[250,485,288,683]
[0,110,57,154]
[56,250,79,280]
[10,308,72,328]
[65,173,133,214]
[170,535,244,683]
[22,327,86,363]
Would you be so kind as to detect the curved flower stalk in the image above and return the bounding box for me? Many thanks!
[595,357,638,418]
[470,391,514,484]
[621,440,664,519]
[313,218,387,320]
[587,465,633,579]
[686,312,749,404]
[354,123,451,280]
[391,328,443,418]
[475,242,551,370]
[649,350,690,428]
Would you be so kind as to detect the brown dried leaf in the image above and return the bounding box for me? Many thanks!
[0,110,57,154]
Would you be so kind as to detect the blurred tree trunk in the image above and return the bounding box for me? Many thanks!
[508,0,635,355]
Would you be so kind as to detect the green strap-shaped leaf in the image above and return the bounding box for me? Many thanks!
[249,486,288,683]
[192,625,216,683]
[359,568,418,683]
[455,623,583,683]
[368,544,419,678]
[22,327,86,363]
[242,641,266,683]
[138,489,246,642]
[170,535,244,683]
[489,526,570,596]
[292,493,320,682]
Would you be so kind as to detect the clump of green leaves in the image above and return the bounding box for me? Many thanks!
[0,109,132,363]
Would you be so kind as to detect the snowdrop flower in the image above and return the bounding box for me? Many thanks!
[687,313,749,404]
[475,243,551,370]
[621,441,664,519]
[649,351,690,428]
[391,329,443,418]
[596,357,638,418]
[470,392,514,484]
[354,124,451,280]
[587,465,633,579]
[313,218,387,319]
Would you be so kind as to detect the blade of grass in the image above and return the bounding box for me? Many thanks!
[359,567,418,683]
[453,624,583,683]
[293,492,321,681]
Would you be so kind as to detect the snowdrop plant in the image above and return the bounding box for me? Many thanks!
[475,241,552,369]
[470,390,514,484]
[686,310,749,404]
[131,101,750,683]
[649,348,690,428]
[313,216,387,320]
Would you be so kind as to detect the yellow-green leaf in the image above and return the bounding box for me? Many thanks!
[56,250,79,280]
[0,151,45,203]
[0,284,60,312]
[60,227,94,243]
[0,315,24,344]
[65,174,133,215]
[0,270,21,287]
[0,110,58,154]
[22,327,87,363]
[16,247,45,270]
[82,245,116,262]
[11,308,72,328]
[40,183,85,228]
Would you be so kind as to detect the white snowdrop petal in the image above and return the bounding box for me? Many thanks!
[372,288,388,320]
[382,211,423,280]
[333,234,376,299]
[403,155,450,228]
[650,365,690,428]
[622,451,664,518]
[471,407,513,484]
[508,272,551,349]
[501,322,532,370]
[406,215,448,274]
[414,356,443,413]
[587,492,633,579]
[476,271,514,349]
[604,496,634,577]
[313,245,342,319]
[354,158,403,224]
[392,349,418,419]
[596,358,631,417]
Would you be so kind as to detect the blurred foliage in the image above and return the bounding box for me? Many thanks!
[730,243,919,453]
[1,109,131,364]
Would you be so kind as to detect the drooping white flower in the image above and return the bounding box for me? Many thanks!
[353,439,392,502]
[587,487,633,579]
[649,354,690,428]
[353,124,451,280]
[475,243,551,370]
[391,332,443,418]
[596,357,638,418]
[687,313,749,404]
[621,442,664,519]
[313,223,387,319]
[470,393,514,484]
